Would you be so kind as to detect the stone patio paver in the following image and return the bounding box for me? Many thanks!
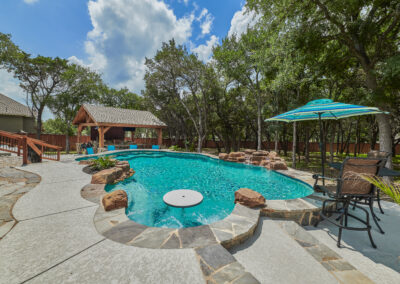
[27,239,205,284]
[306,200,400,284]
[230,218,339,284]
[0,159,206,284]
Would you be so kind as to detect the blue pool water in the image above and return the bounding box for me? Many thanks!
[83,151,313,228]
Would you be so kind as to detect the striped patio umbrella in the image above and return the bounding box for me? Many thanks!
[266,99,387,177]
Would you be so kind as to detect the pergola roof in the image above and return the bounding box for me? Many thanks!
[73,104,167,128]
[0,93,33,118]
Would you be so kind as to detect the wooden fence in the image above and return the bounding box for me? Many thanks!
[28,134,90,151]
[28,133,400,155]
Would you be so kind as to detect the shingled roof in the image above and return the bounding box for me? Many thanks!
[75,104,166,127]
[0,93,33,118]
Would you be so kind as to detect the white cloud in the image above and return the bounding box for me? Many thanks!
[72,0,194,93]
[23,0,39,4]
[192,35,219,62]
[0,70,26,104]
[0,70,54,120]
[196,8,213,37]
[228,5,260,38]
[200,14,213,36]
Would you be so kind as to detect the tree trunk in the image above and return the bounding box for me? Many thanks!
[257,102,262,150]
[376,114,393,169]
[292,122,297,168]
[274,130,279,152]
[65,131,70,154]
[36,108,43,139]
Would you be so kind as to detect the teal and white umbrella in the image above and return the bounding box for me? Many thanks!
[266,99,387,177]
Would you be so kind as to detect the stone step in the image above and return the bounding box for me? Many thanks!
[229,217,340,284]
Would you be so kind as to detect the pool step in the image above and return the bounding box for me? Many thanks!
[230,218,374,284]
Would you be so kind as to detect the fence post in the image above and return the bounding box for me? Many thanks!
[22,136,28,165]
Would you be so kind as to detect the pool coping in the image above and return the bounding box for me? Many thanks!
[81,183,260,249]
[79,150,328,249]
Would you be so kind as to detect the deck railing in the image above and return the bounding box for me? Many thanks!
[0,130,61,164]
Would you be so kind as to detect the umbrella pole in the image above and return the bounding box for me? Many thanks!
[318,113,325,184]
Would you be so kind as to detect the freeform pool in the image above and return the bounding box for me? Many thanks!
[83,151,313,228]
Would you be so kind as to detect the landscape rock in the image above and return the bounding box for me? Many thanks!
[102,190,128,211]
[268,151,278,159]
[219,153,228,160]
[244,149,256,155]
[114,169,135,183]
[115,161,130,173]
[234,188,266,208]
[252,151,269,157]
[78,160,94,165]
[91,167,123,184]
[251,156,265,162]
[229,152,245,158]
[266,161,288,170]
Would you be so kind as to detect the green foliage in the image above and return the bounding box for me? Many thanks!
[99,87,145,109]
[91,156,116,171]
[168,145,182,151]
[362,175,400,205]
[42,118,76,135]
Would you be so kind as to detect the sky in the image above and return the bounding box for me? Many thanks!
[0,0,257,119]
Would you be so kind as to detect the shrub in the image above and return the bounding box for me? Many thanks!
[91,156,116,171]
[362,175,400,205]
[169,145,182,151]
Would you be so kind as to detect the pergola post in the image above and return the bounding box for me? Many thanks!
[157,128,163,147]
[77,125,83,143]
[98,127,104,148]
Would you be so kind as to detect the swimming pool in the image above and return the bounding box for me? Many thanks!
[82,151,313,228]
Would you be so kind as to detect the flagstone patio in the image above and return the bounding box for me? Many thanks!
[0,154,399,283]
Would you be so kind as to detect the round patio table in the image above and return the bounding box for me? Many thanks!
[163,189,203,208]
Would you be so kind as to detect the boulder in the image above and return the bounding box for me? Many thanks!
[91,167,123,184]
[251,156,265,162]
[251,161,261,166]
[229,152,245,158]
[237,157,246,163]
[234,188,266,208]
[102,190,128,211]
[114,168,135,183]
[266,161,288,170]
[268,151,278,159]
[115,161,130,173]
[78,160,94,165]
[244,149,256,155]
[260,160,270,167]
[252,151,268,157]
[219,153,228,160]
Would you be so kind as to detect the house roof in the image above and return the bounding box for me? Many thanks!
[0,93,33,118]
[73,104,166,127]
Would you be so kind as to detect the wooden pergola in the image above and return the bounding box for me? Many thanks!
[72,104,167,148]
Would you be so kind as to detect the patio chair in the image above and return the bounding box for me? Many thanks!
[129,144,138,149]
[152,145,160,150]
[86,147,94,155]
[313,157,383,248]
[107,145,116,151]
[366,150,391,214]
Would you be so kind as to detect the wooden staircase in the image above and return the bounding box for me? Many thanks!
[0,130,61,164]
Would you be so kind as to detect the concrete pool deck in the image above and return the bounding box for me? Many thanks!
[0,153,399,283]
